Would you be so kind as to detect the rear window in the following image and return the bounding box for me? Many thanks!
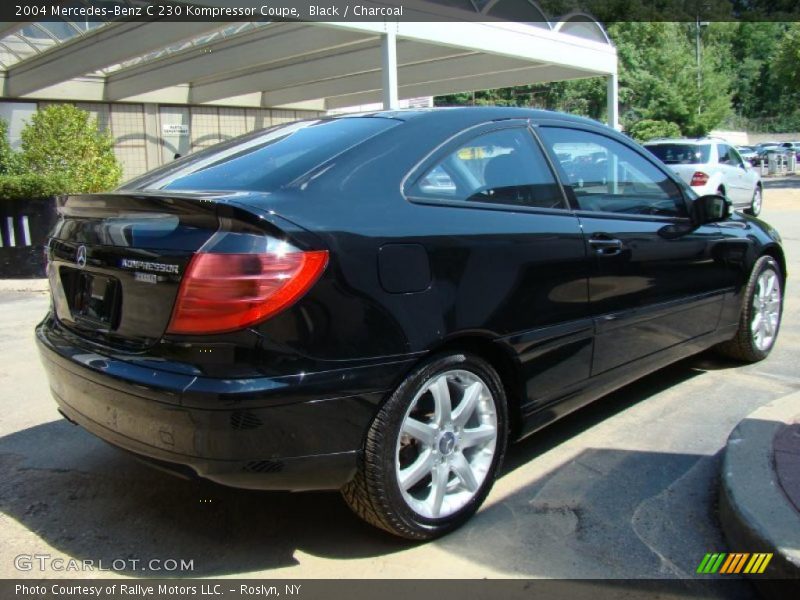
[127,118,399,193]
[645,143,711,165]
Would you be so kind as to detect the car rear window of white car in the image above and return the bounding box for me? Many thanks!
[645,143,711,165]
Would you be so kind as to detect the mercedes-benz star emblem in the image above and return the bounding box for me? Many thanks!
[76,245,87,269]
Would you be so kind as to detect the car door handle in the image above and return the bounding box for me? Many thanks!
[588,236,624,256]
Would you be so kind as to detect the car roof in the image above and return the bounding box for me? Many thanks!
[644,138,721,145]
[329,106,604,128]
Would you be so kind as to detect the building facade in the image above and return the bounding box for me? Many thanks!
[1,99,322,181]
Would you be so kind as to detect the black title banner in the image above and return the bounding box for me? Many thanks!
[3,0,800,23]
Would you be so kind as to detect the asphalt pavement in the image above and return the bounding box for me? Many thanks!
[1,180,799,587]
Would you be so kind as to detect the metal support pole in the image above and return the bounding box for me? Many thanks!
[607,72,619,130]
[381,31,399,110]
[696,18,701,88]
[142,103,162,170]
[695,18,708,117]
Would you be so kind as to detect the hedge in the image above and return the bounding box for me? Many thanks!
[1,105,123,198]
[0,173,69,201]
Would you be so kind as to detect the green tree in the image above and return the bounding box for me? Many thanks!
[771,23,800,108]
[0,118,22,175]
[609,22,731,136]
[20,104,121,193]
[721,22,786,117]
[628,119,682,142]
[543,78,607,120]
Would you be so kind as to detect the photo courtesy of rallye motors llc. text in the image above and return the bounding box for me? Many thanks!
[15,583,302,597]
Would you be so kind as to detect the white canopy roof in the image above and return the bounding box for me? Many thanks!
[0,1,617,124]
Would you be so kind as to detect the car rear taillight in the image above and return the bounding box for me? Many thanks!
[690,172,709,186]
[167,246,328,335]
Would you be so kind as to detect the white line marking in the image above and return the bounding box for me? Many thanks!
[6,217,15,247]
[21,215,31,246]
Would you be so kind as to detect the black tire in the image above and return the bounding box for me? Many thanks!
[744,185,763,216]
[341,352,508,540]
[716,256,783,362]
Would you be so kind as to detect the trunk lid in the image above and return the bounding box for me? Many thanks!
[47,192,220,350]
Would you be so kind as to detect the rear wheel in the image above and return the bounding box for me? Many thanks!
[717,255,782,362]
[745,185,763,216]
[342,352,508,540]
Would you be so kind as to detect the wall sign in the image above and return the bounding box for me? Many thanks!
[162,124,189,136]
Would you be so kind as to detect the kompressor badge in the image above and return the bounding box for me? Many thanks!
[120,259,180,275]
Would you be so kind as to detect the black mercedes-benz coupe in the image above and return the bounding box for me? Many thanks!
[37,108,785,539]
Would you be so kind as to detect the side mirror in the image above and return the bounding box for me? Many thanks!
[691,194,731,225]
[742,161,752,170]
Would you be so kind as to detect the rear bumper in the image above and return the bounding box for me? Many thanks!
[36,317,414,491]
[690,182,716,197]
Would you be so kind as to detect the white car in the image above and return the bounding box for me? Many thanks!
[644,138,763,216]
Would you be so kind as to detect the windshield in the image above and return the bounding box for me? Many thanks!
[645,143,711,165]
[124,117,400,193]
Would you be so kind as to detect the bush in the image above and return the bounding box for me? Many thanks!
[19,104,121,193]
[0,173,69,200]
[628,119,682,142]
[0,118,23,176]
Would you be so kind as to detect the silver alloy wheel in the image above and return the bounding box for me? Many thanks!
[751,269,781,351]
[395,369,498,519]
[752,187,762,214]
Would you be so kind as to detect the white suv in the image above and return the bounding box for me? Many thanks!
[644,138,763,216]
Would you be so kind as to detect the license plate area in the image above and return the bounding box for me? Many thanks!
[61,268,121,329]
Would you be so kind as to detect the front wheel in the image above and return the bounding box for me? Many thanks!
[717,255,783,362]
[342,352,508,540]
[745,186,763,216]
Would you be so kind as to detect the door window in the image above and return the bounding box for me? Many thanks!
[718,144,733,165]
[728,146,745,168]
[538,127,686,217]
[409,127,565,209]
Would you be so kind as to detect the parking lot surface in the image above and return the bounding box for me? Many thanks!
[1,180,798,583]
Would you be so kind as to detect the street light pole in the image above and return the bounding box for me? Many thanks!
[696,17,701,91]
[695,17,709,118]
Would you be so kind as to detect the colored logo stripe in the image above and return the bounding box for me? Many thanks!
[697,553,773,574]
[719,554,736,573]
[697,553,726,573]
[720,553,749,573]
[744,553,773,574]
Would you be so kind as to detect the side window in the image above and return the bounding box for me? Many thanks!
[538,127,687,218]
[728,146,745,168]
[718,144,732,164]
[409,128,565,209]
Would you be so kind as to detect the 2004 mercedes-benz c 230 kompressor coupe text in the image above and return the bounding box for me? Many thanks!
[36,108,785,539]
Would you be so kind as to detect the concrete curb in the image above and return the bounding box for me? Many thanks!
[719,391,800,596]
[0,279,48,292]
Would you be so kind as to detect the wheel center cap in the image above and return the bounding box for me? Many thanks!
[438,432,456,455]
